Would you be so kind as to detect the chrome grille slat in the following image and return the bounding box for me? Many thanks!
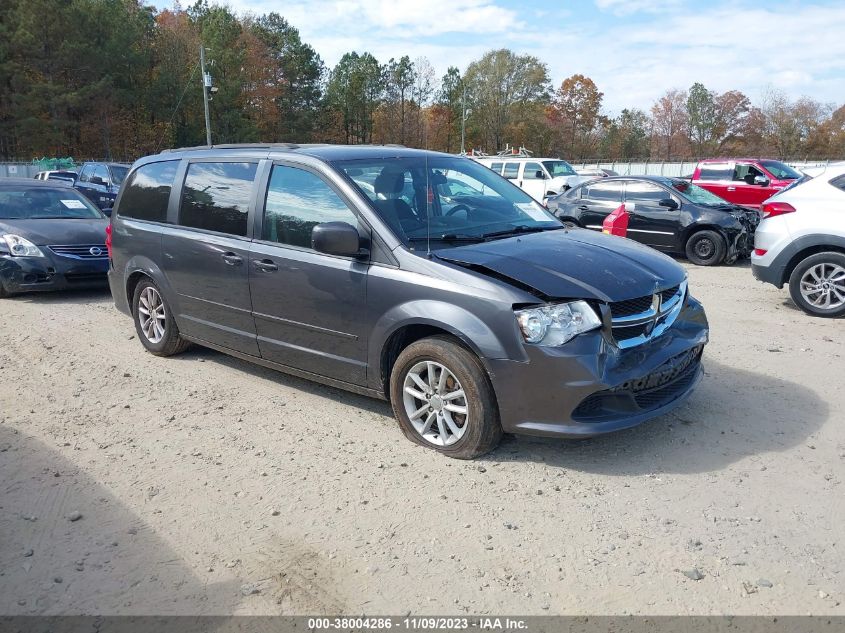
[49,244,108,259]
[608,281,687,349]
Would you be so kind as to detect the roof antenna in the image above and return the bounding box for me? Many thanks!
[425,152,431,257]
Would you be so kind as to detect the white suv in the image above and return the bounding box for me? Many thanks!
[473,156,588,202]
[751,164,845,317]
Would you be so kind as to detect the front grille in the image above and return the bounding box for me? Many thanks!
[660,285,680,303]
[65,272,107,284]
[49,244,108,259]
[607,281,687,349]
[571,346,703,421]
[609,295,654,318]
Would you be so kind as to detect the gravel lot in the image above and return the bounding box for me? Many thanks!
[1,262,843,616]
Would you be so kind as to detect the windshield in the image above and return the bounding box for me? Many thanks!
[0,187,104,219]
[670,180,730,205]
[110,165,129,185]
[543,160,577,177]
[760,160,801,180]
[336,155,561,248]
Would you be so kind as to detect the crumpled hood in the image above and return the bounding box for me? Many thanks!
[0,218,109,246]
[435,228,687,302]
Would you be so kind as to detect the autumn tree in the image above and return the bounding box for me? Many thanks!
[325,52,383,144]
[548,74,607,159]
[463,49,550,152]
[651,89,689,159]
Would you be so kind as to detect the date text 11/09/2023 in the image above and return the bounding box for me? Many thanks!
[307,617,528,631]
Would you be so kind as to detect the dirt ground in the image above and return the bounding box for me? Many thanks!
[1,261,843,616]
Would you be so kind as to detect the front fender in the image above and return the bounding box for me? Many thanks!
[368,299,527,387]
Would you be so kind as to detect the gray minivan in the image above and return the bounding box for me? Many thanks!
[108,144,709,459]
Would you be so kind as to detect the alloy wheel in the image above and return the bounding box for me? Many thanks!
[402,361,469,446]
[799,262,845,310]
[137,286,167,344]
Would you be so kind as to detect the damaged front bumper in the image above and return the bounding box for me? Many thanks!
[487,295,709,438]
[0,252,109,294]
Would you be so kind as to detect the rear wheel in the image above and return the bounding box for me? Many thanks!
[389,336,502,459]
[132,278,190,356]
[788,252,845,318]
[685,230,727,266]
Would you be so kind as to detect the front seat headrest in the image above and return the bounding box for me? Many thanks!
[374,169,405,195]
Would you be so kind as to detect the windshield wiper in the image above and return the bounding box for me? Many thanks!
[407,233,486,243]
[479,225,563,240]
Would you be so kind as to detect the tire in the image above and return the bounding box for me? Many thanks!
[389,336,502,459]
[558,217,582,228]
[132,278,190,356]
[788,251,845,318]
[685,230,727,266]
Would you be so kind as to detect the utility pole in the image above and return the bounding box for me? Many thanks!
[200,45,212,146]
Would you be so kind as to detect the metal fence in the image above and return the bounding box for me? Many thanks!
[570,159,834,178]
[0,163,41,178]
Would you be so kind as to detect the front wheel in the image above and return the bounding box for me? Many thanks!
[132,278,191,356]
[788,252,845,318]
[389,336,502,459]
[685,230,727,266]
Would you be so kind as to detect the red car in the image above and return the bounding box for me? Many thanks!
[690,158,802,209]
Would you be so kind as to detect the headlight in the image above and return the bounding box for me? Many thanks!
[2,234,44,257]
[515,300,602,346]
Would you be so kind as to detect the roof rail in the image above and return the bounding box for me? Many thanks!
[160,142,306,153]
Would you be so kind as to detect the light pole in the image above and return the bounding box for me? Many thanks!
[200,45,212,146]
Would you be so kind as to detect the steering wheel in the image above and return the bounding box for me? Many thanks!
[445,204,472,217]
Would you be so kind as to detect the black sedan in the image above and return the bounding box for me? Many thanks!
[0,179,109,297]
[547,175,759,266]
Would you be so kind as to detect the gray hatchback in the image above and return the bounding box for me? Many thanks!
[108,144,709,459]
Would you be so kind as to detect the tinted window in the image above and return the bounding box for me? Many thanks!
[263,165,358,249]
[523,162,544,180]
[110,165,129,185]
[93,165,110,183]
[761,160,801,180]
[625,181,667,203]
[179,162,257,237]
[698,164,732,180]
[490,162,503,173]
[503,162,519,179]
[831,175,845,192]
[584,181,623,201]
[117,161,178,222]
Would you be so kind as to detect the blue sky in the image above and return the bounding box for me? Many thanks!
[156,0,845,114]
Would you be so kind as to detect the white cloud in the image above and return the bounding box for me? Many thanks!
[594,0,683,15]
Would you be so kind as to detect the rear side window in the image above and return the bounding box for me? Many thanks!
[523,162,544,180]
[584,181,623,201]
[698,163,732,180]
[118,161,178,222]
[503,162,519,179]
[490,162,503,173]
[831,175,845,192]
[179,162,257,237]
[263,165,358,249]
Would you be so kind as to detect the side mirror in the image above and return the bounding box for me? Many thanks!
[659,198,679,210]
[754,175,770,186]
[535,170,546,179]
[312,221,365,258]
[90,176,105,186]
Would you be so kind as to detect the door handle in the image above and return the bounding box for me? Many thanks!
[727,186,736,191]
[578,205,589,211]
[221,252,243,265]
[253,258,278,272]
